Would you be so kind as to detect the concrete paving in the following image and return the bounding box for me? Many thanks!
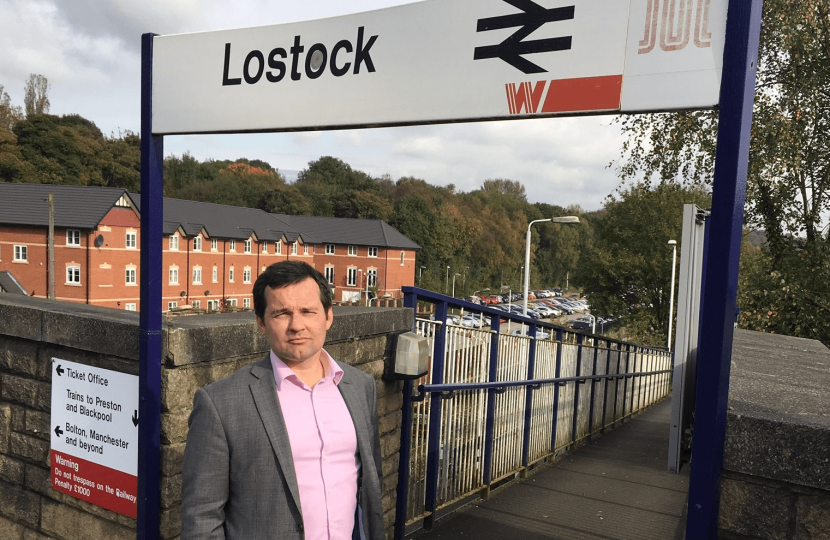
[411,399,690,540]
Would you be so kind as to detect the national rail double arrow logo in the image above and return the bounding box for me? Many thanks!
[474,0,575,74]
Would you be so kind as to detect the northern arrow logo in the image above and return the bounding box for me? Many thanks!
[56,364,64,376]
[54,425,63,437]
[474,0,575,74]
[132,410,139,427]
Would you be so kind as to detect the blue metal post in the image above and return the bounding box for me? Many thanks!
[687,0,763,536]
[587,339,600,436]
[549,329,564,451]
[423,301,448,529]
[395,289,419,540]
[521,323,538,469]
[482,316,501,491]
[138,32,163,540]
[570,334,584,445]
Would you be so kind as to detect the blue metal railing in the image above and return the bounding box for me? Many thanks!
[395,287,672,538]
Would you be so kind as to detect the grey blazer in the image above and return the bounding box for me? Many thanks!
[181,356,385,540]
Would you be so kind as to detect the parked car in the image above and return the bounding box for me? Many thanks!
[511,328,551,339]
[460,314,483,328]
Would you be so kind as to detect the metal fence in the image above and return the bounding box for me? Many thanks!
[395,288,672,538]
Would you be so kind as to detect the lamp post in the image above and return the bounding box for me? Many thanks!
[419,266,426,286]
[523,216,581,316]
[463,266,469,297]
[451,273,461,297]
[445,266,450,294]
[667,239,678,350]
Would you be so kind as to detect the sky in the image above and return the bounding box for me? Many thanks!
[1,0,628,211]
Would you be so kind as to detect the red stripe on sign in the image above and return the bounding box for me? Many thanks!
[540,75,623,113]
[51,450,137,518]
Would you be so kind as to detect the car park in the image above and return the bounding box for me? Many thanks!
[510,328,551,339]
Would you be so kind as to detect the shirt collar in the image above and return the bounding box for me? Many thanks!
[270,349,344,391]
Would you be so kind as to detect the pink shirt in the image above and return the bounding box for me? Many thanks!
[271,350,359,540]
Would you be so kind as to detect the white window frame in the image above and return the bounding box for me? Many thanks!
[192,300,201,309]
[291,242,298,255]
[262,241,268,254]
[368,269,377,287]
[125,303,137,311]
[348,245,358,256]
[304,244,309,255]
[324,266,335,285]
[325,244,335,255]
[193,236,202,252]
[126,231,137,249]
[192,267,202,285]
[244,239,252,253]
[276,241,282,255]
[229,267,235,282]
[211,238,218,251]
[347,267,358,287]
[207,299,220,311]
[169,267,179,285]
[169,235,179,251]
[227,298,238,307]
[212,267,218,283]
[66,266,81,285]
[167,301,178,310]
[400,251,406,265]
[243,298,251,309]
[243,268,252,284]
[368,247,378,258]
[229,240,236,251]
[67,230,81,247]
[13,245,27,262]
[126,268,137,285]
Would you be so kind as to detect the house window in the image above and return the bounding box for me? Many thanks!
[212,267,218,283]
[207,300,220,311]
[193,236,202,251]
[400,251,405,265]
[243,298,251,308]
[125,303,137,311]
[169,267,179,285]
[229,267,235,282]
[167,301,178,310]
[347,268,358,287]
[325,244,335,255]
[324,266,335,285]
[303,244,308,255]
[227,298,238,307]
[243,268,252,284]
[368,247,378,258]
[291,242,298,255]
[368,269,377,287]
[262,241,268,254]
[126,231,137,249]
[229,240,236,251]
[211,238,218,251]
[169,235,179,251]
[66,266,81,285]
[276,242,282,255]
[192,300,201,309]
[244,239,252,253]
[192,267,202,285]
[67,230,81,246]
[126,268,137,285]
[348,245,358,256]
[13,245,27,262]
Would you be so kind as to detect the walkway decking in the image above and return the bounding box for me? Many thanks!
[412,399,690,540]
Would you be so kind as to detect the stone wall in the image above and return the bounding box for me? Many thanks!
[718,329,830,539]
[0,295,411,540]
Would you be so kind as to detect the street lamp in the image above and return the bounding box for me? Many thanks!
[445,266,450,294]
[667,239,678,350]
[523,216,581,316]
[451,273,461,297]
[463,266,469,297]
[419,266,426,286]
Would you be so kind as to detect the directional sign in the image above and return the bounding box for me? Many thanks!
[151,0,727,135]
[50,359,139,518]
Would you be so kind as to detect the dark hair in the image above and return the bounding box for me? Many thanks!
[253,261,333,321]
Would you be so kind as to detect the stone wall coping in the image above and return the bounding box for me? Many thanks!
[725,329,830,491]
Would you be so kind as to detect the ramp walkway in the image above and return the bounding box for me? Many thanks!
[412,399,689,540]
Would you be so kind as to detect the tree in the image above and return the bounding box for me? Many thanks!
[574,183,711,345]
[23,74,50,116]
[481,178,527,202]
[0,84,24,132]
[610,0,830,344]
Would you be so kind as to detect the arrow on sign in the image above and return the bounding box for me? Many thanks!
[56,364,64,376]
[54,425,63,437]
[132,410,139,427]
[474,0,575,74]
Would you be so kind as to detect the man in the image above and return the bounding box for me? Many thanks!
[181,261,385,540]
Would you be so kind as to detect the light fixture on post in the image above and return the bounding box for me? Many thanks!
[523,216,581,316]
[419,266,426,286]
[445,266,450,294]
[667,239,678,350]
[451,273,461,297]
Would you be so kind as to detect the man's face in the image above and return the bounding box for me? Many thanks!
[256,278,333,368]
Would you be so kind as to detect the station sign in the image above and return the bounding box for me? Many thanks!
[152,0,727,135]
[50,359,139,518]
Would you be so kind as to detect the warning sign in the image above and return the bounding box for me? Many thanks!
[50,359,139,518]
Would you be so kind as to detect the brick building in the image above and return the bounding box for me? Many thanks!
[0,183,420,311]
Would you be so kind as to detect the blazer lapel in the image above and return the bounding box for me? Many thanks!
[337,371,372,458]
[248,357,303,514]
